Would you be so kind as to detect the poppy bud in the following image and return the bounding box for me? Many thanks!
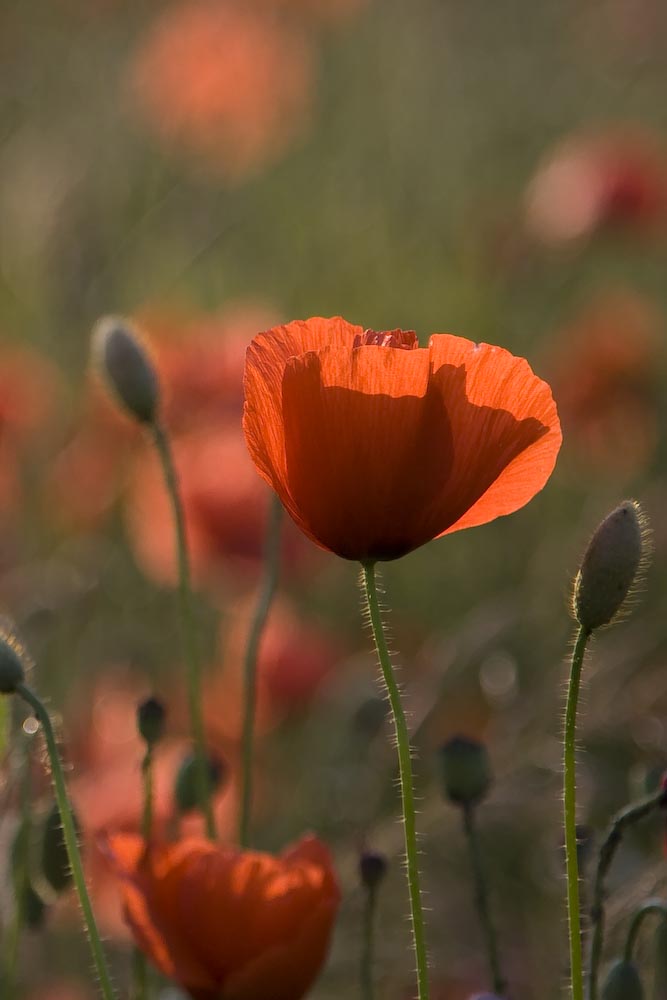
[92,316,159,425]
[601,958,644,1000]
[41,801,80,894]
[0,632,26,694]
[174,752,226,814]
[359,850,388,891]
[137,696,166,747]
[438,736,492,806]
[573,500,648,633]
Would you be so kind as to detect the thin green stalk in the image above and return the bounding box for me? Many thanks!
[16,684,116,1000]
[624,900,667,963]
[361,884,378,1000]
[462,803,505,995]
[152,423,215,840]
[361,563,429,1000]
[563,626,590,1000]
[588,787,667,1000]
[2,731,32,998]
[132,747,154,1000]
[239,494,282,848]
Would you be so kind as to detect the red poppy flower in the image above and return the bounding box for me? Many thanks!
[243,317,561,562]
[101,832,340,1000]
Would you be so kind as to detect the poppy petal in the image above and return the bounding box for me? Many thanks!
[280,342,455,560]
[427,334,561,534]
[243,317,362,492]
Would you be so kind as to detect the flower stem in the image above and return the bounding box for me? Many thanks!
[361,883,378,1000]
[15,684,116,1000]
[588,787,667,1000]
[132,747,155,1000]
[361,563,429,1000]
[2,730,32,998]
[151,422,215,840]
[624,900,667,963]
[563,626,590,1000]
[462,803,506,995]
[239,494,282,848]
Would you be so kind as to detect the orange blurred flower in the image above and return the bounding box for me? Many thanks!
[525,129,666,245]
[102,832,340,1000]
[545,291,660,474]
[243,318,561,562]
[129,1,314,179]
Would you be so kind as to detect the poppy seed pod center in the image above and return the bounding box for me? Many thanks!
[353,329,419,350]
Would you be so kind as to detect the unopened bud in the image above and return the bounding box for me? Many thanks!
[174,752,226,814]
[0,631,26,694]
[92,316,159,424]
[573,501,647,633]
[601,958,644,1000]
[41,801,80,894]
[438,736,492,806]
[359,850,388,891]
[137,696,166,747]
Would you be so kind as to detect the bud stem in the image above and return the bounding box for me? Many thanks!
[462,803,506,995]
[239,494,282,848]
[624,901,667,963]
[361,881,379,1000]
[2,730,33,998]
[588,788,667,1000]
[131,746,155,1000]
[361,562,429,1000]
[564,626,590,1000]
[151,422,216,840]
[15,684,116,1000]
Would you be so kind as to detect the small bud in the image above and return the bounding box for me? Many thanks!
[92,316,159,424]
[137,696,166,747]
[0,631,26,694]
[438,736,492,806]
[601,958,644,1000]
[359,850,388,891]
[174,752,226,814]
[41,801,80,895]
[573,500,648,633]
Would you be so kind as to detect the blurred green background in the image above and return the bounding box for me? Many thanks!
[2,1,667,998]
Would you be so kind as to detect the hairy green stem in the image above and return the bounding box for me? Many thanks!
[588,787,667,999]
[462,803,505,995]
[563,626,590,1000]
[239,494,282,848]
[361,563,429,1000]
[152,423,215,840]
[16,684,116,1000]
[624,900,667,962]
[361,884,378,1000]
[2,731,32,998]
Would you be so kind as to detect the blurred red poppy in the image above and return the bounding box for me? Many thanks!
[101,832,340,1000]
[243,317,561,562]
[525,129,666,245]
[546,291,659,475]
[129,1,314,179]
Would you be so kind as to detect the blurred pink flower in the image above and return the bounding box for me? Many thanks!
[129,1,315,179]
[546,291,660,474]
[525,129,666,244]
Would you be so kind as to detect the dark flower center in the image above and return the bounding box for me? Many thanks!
[353,329,419,350]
